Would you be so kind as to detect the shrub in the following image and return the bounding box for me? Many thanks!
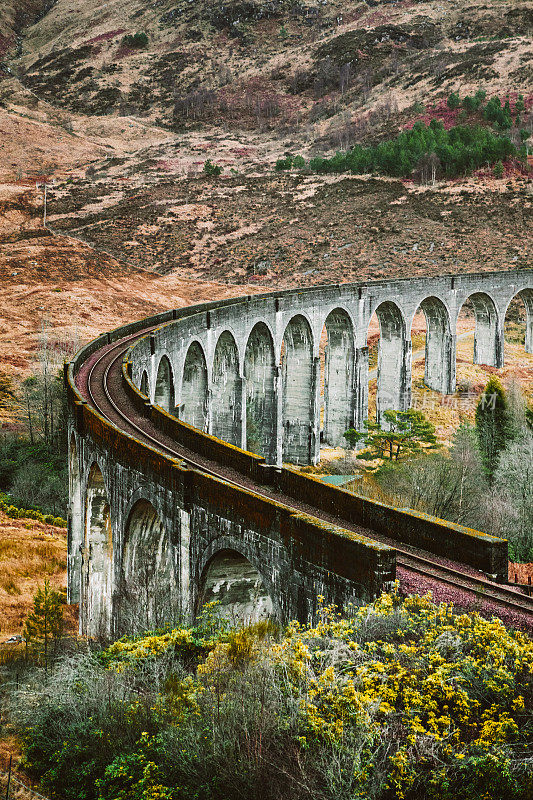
[462,88,486,112]
[275,155,293,171]
[122,32,149,49]
[292,154,306,169]
[447,91,461,110]
[203,159,222,177]
[493,160,504,178]
[13,594,533,800]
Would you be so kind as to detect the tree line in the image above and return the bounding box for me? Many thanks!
[0,328,75,516]
[276,119,523,179]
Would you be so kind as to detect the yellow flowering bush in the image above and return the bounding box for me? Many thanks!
[18,590,533,800]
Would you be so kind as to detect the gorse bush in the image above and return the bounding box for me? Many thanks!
[11,592,533,800]
[0,492,66,527]
[300,120,519,179]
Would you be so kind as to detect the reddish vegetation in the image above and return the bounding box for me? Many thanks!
[404,93,533,132]
[85,28,126,45]
[404,98,462,130]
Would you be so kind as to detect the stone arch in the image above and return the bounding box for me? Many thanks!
[180,341,208,430]
[84,463,113,637]
[371,301,410,425]
[322,308,356,446]
[412,296,454,394]
[140,370,149,398]
[211,331,242,446]
[458,292,502,367]
[244,322,277,462]
[197,548,274,623]
[504,288,533,355]
[154,355,175,412]
[282,314,315,464]
[119,499,175,634]
[68,434,83,605]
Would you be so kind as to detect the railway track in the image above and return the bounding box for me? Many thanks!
[79,330,533,628]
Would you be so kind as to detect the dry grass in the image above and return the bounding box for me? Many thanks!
[350,330,532,454]
[0,510,76,638]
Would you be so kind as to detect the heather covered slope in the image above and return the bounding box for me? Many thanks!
[8,0,533,135]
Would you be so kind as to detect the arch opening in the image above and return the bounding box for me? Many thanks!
[140,370,149,398]
[244,322,276,462]
[321,309,355,447]
[211,332,241,446]
[120,500,175,634]
[84,464,113,637]
[68,435,83,605]
[198,549,274,623]
[411,297,453,395]
[368,302,409,425]
[180,342,208,430]
[505,289,533,356]
[154,356,175,413]
[457,292,501,368]
[282,314,315,464]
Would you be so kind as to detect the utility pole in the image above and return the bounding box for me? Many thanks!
[36,180,55,228]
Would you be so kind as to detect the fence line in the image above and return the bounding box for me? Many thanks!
[0,767,51,800]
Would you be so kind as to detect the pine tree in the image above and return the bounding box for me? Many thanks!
[24,580,64,670]
[474,377,512,480]
[345,409,439,461]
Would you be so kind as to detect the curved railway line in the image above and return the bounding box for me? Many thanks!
[78,328,533,630]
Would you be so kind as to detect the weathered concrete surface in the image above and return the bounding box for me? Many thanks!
[69,269,527,637]
[132,269,532,466]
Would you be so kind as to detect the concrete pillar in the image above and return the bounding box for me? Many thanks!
[526,315,533,355]
[281,316,314,465]
[425,326,455,394]
[473,322,504,368]
[469,293,502,368]
[240,379,247,450]
[323,310,356,446]
[67,505,83,604]
[206,388,213,435]
[311,356,321,465]
[275,366,283,467]
[179,509,191,624]
[244,323,277,463]
[181,343,208,430]
[354,346,369,431]
[377,335,408,424]
[67,439,83,605]
[400,339,412,411]
[445,332,457,394]
[211,332,241,445]
[154,356,175,412]
[521,291,533,354]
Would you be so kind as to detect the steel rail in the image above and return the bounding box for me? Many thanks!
[82,330,533,623]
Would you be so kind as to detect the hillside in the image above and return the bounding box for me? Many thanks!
[8,0,533,134]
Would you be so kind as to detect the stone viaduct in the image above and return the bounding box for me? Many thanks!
[67,269,531,637]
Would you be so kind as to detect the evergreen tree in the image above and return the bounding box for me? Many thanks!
[24,580,64,670]
[474,377,512,480]
[345,409,439,461]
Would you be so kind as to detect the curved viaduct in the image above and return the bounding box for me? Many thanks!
[67,269,532,637]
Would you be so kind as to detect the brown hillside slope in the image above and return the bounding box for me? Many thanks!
[7,0,532,137]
